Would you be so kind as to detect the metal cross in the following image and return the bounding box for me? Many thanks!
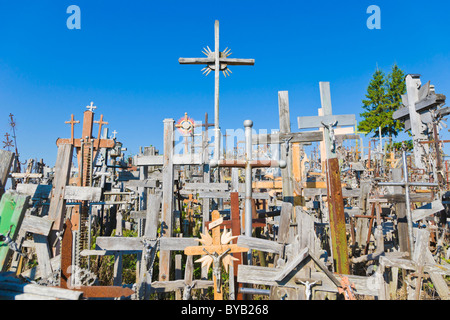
[378,145,438,258]
[179,20,255,160]
[112,130,118,139]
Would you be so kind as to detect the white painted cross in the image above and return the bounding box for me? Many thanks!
[86,102,97,112]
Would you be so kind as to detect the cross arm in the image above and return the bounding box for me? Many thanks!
[298,114,356,130]
[179,57,255,66]
[184,244,249,256]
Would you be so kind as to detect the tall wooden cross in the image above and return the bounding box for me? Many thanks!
[297,82,355,274]
[184,210,248,300]
[179,20,255,160]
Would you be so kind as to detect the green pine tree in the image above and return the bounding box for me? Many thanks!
[358,64,406,139]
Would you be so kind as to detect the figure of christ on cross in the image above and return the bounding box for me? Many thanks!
[184,210,248,300]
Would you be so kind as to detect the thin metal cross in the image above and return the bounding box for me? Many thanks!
[179,20,255,161]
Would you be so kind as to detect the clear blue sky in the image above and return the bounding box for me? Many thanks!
[1,1,449,167]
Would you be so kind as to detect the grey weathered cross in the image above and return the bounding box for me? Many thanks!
[392,74,447,169]
[179,20,255,161]
[298,82,356,160]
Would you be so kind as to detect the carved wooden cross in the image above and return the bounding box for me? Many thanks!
[184,210,248,300]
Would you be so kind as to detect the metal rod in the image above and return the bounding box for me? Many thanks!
[402,150,415,258]
[238,287,270,296]
[244,120,253,265]
[214,20,220,161]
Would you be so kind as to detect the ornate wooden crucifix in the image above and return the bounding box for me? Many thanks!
[179,20,255,161]
[184,210,248,300]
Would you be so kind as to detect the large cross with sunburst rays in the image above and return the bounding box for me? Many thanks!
[184,210,248,300]
[179,20,255,161]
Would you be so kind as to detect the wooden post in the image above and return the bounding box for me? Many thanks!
[278,91,294,204]
[0,150,14,199]
[48,144,73,255]
[159,119,175,282]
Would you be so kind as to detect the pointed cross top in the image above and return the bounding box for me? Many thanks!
[86,102,97,112]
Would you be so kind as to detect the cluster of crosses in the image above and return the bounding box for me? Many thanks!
[0,21,449,301]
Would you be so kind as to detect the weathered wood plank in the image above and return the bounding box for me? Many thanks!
[48,144,73,234]
[236,236,284,254]
[63,186,102,202]
[0,150,14,197]
[411,200,444,222]
[183,183,229,191]
[21,215,54,236]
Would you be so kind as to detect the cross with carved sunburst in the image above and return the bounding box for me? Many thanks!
[184,210,248,300]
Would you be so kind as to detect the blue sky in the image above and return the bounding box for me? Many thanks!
[1,1,449,166]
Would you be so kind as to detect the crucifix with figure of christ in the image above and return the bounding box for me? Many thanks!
[184,210,248,300]
[179,20,255,161]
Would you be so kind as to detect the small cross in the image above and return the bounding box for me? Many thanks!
[112,130,118,139]
[94,114,109,148]
[86,102,97,112]
[65,114,80,144]
[3,133,14,150]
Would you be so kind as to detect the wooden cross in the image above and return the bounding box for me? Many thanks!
[65,114,80,145]
[393,75,446,169]
[56,103,115,186]
[179,20,255,160]
[184,210,248,300]
[297,82,355,274]
[94,114,109,149]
